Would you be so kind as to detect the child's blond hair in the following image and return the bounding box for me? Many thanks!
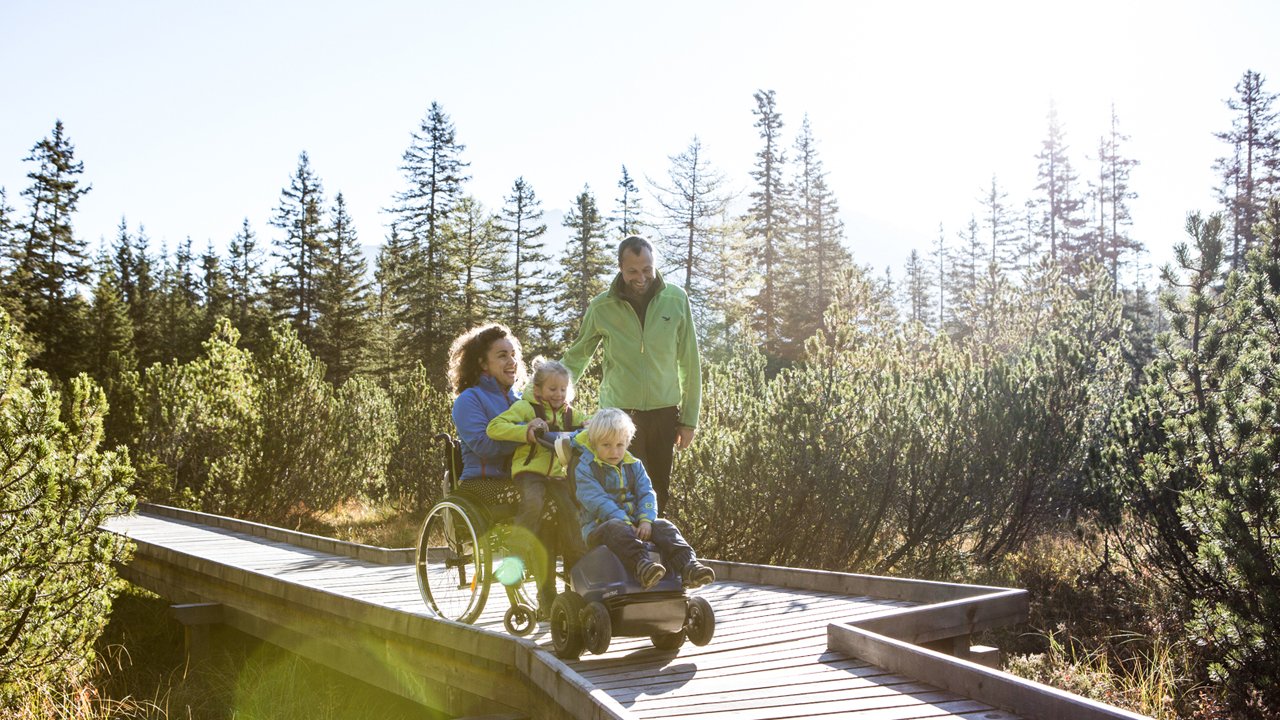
[529,356,574,403]
[585,407,635,446]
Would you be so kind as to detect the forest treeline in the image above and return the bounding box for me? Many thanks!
[3,70,1280,716]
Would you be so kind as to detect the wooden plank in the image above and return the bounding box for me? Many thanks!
[829,623,1150,720]
[632,690,979,720]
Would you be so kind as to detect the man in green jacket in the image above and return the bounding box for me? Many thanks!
[562,235,701,518]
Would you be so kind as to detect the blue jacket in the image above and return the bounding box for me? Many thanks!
[452,374,521,481]
[571,434,658,542]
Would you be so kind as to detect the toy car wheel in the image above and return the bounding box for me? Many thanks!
[504,603,537,637]
[650,629,686,651]
[685,596,715,646]
[550,591,586,659]
[583,601,612,655]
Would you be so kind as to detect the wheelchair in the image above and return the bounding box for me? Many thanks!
[414,433,569,636]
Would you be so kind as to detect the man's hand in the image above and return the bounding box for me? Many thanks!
[674,426,696,451]
[636,521,652,541]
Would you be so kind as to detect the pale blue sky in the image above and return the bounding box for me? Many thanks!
[2,1,1277,283]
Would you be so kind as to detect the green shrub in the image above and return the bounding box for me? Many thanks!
[0,308,135,708]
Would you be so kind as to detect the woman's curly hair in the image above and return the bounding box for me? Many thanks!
[446,323,525,396]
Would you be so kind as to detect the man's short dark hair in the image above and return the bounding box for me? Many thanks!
[618,235,654,265]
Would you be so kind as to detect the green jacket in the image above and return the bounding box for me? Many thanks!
[486,400,580,477]
[562,271,701,428]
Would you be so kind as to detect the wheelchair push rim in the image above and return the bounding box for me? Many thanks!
[416,499,491,624]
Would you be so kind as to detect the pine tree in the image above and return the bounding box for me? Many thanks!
[745,89,794,357]
[979,175,1021,275]
[86,255,136,385]
[390,101,470,370]
[226,218,269,351]
[903,249,932,327]
[651,135,733,298]
[118,224,162,368]
[15,120,93,378]
[1214,70,1279,269]
[451,196,504,333]
[198,242,231,344]
[559,186,611,341]
[1034,102,1087,278]
[494,177,552,338]
[612,165,647,238]
[270,151,329,348]
[1092,105,1142,282]
[785,115,851,352]
[158,238,202,363]
[313,192,373,385]
[930,223,948,332]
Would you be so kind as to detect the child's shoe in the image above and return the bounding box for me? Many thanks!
[682,561,715,588]
[554,434,574,468]
[635,558,667,589]
[494,555,526,587]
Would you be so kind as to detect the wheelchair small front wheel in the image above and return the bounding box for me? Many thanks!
[504,603,537,636]
[416,499,491,624]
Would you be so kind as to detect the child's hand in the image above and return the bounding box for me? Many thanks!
[636,521,652,541]
[525,425,540,444]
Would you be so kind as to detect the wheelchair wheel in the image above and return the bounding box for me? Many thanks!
[416,499,491,624]
[583,601,612,655]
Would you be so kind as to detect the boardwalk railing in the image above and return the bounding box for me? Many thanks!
[105,504,1150,720]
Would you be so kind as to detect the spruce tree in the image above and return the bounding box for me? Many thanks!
[651,135,733,298]
[930,223,948,332]
[0,188,29,337]
[947,216,983,338]
[270,151,329,348]
[1214,70,1279,269]
[15,120,93,379]
[451,196,504,333]
[979,175,1021,275]
[117,224,162,368]
[559,186,611,342]
[785,115,851,353]
[745,89,794,358]
[227,218,269,351]
[903,249,932,327]
[313,192,373,385]
[158,238,203,363]
[390,101,470,371]
[1034,102,1087,278]
[1090,105,1142,282]
[85,255,136,385]
[612,165,647,238]
[494,177,552,338]
[198,242,231,344]
[371,228,415,381]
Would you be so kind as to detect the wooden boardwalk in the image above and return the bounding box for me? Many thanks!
[103,507,1146,720]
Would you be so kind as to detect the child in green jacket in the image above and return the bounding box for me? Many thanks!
[486,357,587,611]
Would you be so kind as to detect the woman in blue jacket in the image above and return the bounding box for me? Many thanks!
[447,324,526,481]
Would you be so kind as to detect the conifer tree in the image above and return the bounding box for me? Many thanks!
[930,223,948,332]
[612,165,647,238]
[116,224,162,368]
[947,216,983,338]
[270,151,329,348]
[198,242,231,344]
[903,249,932,327]
[745,89,794,357]
[371,228,414,381]
[651,135,733,298]
[390,101,470,370]
[451,196,504,333]
[158,238,202,363]
[494,177,552,338]
[15,120,93,378]
[86,256,136,386]
[313,192,373,385]
[559,186,611,341]
[1214,70,1279,269]
[1034,102,1087,277]
[1092,106,1142,282]
[696,215,753,358]
[979,175,1021,274]
[0,188,29,336]
[227,218,269,351]
[785,115,851,352]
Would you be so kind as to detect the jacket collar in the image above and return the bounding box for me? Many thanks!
[609,269,666,301]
